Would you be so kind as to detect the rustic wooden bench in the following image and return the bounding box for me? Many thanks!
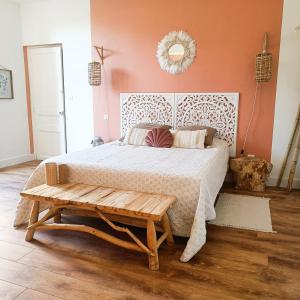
[21,163,176,270]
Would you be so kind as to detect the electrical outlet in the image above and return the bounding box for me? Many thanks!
[104,114,109,120]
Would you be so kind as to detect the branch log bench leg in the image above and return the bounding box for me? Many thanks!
[25,200,40,241]
[53,209,62,223]
[161,214,174,246]
[147,220,159,270]
[21,163,176,271]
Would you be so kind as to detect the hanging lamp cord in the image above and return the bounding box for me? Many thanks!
[241,82,260,155]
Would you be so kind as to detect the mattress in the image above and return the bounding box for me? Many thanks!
[14,138,229,262]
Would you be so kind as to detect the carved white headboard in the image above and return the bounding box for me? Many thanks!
[120,93,239,156]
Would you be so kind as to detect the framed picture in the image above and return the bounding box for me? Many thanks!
[0,69,14,99]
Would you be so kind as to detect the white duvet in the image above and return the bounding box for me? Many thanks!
[14,138,229,262]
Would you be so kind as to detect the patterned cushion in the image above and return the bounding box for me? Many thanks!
[122,128,149,146]
[119,123,172,142]
[177,125,216,146]
[145,128,173,148]
[172,129,207,149]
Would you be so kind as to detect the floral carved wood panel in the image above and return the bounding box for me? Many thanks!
[120,93,239,155]
[120,93,174,136]
[175,93,239,155]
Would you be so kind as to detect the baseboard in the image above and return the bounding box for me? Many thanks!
[267,176,300,189]
[0,154,35,168]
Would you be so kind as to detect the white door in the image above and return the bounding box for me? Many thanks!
[28,46,66,160]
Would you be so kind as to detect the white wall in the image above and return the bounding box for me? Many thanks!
[20,0,94,153]
[271,0,300,188]
[0,0,32,168]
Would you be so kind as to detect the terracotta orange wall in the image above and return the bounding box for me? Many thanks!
[90,0,283,159]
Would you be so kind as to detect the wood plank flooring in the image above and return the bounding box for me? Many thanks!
[0,161,299,299]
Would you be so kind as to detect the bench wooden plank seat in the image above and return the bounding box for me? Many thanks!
[21,163,176,270]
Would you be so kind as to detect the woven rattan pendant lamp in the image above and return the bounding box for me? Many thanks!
[241,33,273,155]
[255,33,272,83]
[88,46,104,86]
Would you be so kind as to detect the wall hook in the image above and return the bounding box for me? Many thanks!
[94,46,104,65]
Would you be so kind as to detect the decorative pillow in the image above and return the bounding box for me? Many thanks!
[134,123,172,130]
[176,125,216,146]
[122,127,149,146]
[172,129,207,149]
[119,123,172,142]
[145,128,173,148]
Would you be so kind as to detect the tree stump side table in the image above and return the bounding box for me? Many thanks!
[230,157,273,192]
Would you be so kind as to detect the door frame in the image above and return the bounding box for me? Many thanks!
[24,43,67,159]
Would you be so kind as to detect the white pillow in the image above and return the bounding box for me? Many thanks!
[172,129,207,149]
[122,127,149,146]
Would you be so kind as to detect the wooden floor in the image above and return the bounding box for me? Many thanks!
[0,161,299,300]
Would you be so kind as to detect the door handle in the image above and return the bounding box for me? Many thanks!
[59,111,64,116]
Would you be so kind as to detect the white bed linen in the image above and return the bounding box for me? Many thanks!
[14,138,229,262]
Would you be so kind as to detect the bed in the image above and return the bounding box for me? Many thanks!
[14,92,239,262]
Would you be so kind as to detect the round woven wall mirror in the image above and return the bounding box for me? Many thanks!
[156,31,196,74]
